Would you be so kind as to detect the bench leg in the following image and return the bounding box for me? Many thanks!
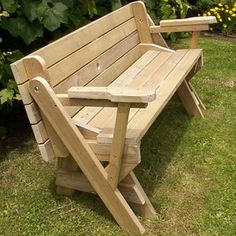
[177,80,204,118]
[29,77,145,234]
[122,172,156,217]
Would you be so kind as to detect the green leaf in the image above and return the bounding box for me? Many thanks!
[0,88,14,104]
[1,0,18,13]
[14,94,21,101]
[86,0,97,17]
[1,17,43,45]
[37,1,68,31]
[5,50,23,63]
[8,80,17,90]
[69,8,84,27]
[111,0,122,11]
[22,0,40,22]
[53,0,74,8]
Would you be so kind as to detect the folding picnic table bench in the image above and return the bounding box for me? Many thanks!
[11,1,216,234]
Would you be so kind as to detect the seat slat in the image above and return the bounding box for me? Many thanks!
[88,50,173,131]
[48,18,137,87]
[74,50,159,129]
[96,49,203,144]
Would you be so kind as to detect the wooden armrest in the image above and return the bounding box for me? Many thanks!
[67,87,156,103]
[160,16,217,27]
[150,16,216,33]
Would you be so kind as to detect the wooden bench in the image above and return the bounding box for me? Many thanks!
[11,1,216,234]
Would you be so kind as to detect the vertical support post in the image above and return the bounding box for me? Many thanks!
[107,103,131,189]
[56,156,79,196]
[191,31,200,49]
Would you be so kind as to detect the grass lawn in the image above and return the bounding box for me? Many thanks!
[0,37,235,236]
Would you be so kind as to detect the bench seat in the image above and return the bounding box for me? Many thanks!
[73,48,203,144]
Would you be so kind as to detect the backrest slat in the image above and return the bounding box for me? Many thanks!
[48,18,137,87]
[54,32,140,93]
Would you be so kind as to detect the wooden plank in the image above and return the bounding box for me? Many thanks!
[107,103,130,189]
[160,16,216,27]
[68,87,155,103]
[55,170,145,205]
[111,50,159,87]
[28,77,145,233]
[147,14,168,48]
[177,80,204,118]
[48,18,137,87]
[125,172,156,217]
[24,102,41,124]
[74,33,139,87]
[41,113,70,158]
[18,83,32,105]
[131,2,152,43]
[38,139,55,162]
[125,49,203,143]
[31,121,48,144]
[88,45,141,87]
[86,140,141,164]
[150,24,209,33]
[54,32,139,94]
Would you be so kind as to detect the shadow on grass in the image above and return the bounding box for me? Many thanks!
[135,101,192,212]
[0,102,33,162]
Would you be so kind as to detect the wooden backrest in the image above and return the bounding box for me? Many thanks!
[10,1,155,162]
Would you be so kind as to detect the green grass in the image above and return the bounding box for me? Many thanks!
[0,37,236,235]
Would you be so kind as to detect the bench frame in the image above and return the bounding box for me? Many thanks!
[11,1,216,234]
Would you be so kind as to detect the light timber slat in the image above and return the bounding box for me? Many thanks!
[131,2,152,43]
[18,83,32,105]
[86,140,141,164]
[38,139,55,162]
[177,80,204,118]
[107,103,131,189]
[68,87,155,103]
[160,16,216,27]
[48,18,137,87]
[150,24,209,33]
[88,45,141,87]
[31,121,48,144]
[125,49,203,143]
[56,170,145,205]
[24,102,41,125]
[54,32,139,94]
[125,172,156,217]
